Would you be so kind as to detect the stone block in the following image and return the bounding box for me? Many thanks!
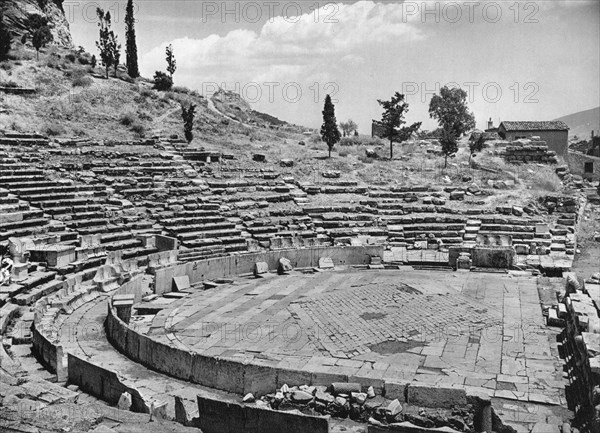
[385,381,408,402]
[254,262,269,277]
[318,257,334,269]
[407,383,467,409]
[277,257,293,275]
[117,392,132,410]
[172,275,190,292]
[243,363,277,397]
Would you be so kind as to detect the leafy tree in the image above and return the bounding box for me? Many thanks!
[125,0,139,78]
[25,15,53,60]
[166,44,176,79]
[0,11,12,61]
[376,92,421,159]
[32,25,52,60]
[469,133,486,164]
[95,8,120,79]
[153,71,173,91]
[428,86,476,167]
[339,119,358,137]
[181,103,196,143]
[320,94,341,158]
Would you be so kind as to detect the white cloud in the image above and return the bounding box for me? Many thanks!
[140,1,422,91]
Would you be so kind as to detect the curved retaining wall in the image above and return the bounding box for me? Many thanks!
[108,246,385,396]
[154,245,383,294]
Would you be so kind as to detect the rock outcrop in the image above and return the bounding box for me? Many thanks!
[3,0,72,47]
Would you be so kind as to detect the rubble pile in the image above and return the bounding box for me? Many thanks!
[559,273,600,433]
[247,382,476,432]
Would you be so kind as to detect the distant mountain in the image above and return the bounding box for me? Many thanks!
[554,106,600,139]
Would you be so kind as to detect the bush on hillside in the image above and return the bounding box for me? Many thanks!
[153,71,172,91]
[72,75,93,87]
[130,121,146,137]
[119,112,136,126]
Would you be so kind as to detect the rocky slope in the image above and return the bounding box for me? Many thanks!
[3,0,72,47]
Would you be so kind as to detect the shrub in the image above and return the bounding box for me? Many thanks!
[77,55,90,65]
[44,124,66,136]
[340,136,385,147]
[72,75,93,87]
[119,111,136,126]
[357,155,375,164]
[0,80,19,88]
[153,71,172,91]
[90,55,97,68]
[0,62,11,70]
[172,85,190,94]
[339,150,349,157]
[138,111,153,121]
[139,87,154,98]
[130,121,145,137]
[65,53,76,62]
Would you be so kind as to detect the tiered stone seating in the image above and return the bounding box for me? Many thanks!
[0,162,54,241]
[159,205,248,261]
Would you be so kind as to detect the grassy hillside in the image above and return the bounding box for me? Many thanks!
[0,41,567,211]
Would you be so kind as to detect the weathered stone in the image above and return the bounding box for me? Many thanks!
[351,392,367,405]
[291,390,313,403]
[315,390,334,404]
[254,262,269,277]
[331,382,361,395]
[319,257,334,269]
[367,386,376,398]
[386,399,403,417]
[277,257,293,275]
[117,392,132,410]
[243,393,255,403]
[407,383,467,409]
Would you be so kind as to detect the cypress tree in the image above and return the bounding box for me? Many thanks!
[320,94,341,158]
[125,0,139,78]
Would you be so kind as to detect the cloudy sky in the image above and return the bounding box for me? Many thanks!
[68,1,599,132]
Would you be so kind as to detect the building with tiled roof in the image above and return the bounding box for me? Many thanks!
[498,121,569,155]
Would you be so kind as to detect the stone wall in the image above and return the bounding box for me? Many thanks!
[67,353,149,412]
[448,246,514,269]
[566,151,600,181]
[196,395,330,433]
[502,141,558,164]
[560,274,600,432]
[154,246,384,294]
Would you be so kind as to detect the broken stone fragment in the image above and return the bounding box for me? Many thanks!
[368,417,384,426]
[277,257,293,275]
[331,382,361,395]
[280,383,290,393]
[386,399,402,417]
[351,392,367,405]
[243,393,255,403]
[315,390,334,404]
[367,386,375,398]
[117,392,132,410]
[290,390,313,403]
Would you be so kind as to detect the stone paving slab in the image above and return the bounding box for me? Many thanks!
[141,268,568,413]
